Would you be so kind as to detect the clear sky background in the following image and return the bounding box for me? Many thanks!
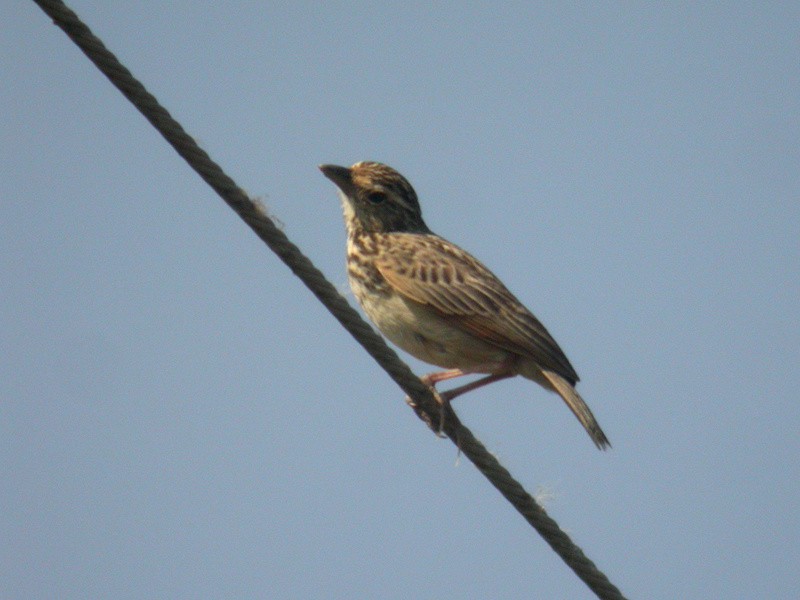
[3,3,799,599]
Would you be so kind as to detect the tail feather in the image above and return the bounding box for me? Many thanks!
[540,370,611,450]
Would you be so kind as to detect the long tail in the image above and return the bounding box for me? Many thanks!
[540,370,611,450]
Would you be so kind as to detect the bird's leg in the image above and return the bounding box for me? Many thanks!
[439,372,514,402]
[422,357,517,399]
[417,370,467,432]
[420,364,515,431]
[420,368,468,387]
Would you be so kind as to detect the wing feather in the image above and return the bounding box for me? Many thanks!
[375,233,579,382]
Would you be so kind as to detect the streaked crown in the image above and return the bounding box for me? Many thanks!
[320,161,430,234]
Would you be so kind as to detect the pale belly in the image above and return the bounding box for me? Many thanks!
[354,283,511,372]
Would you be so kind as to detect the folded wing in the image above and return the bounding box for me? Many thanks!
[375,233,580,384]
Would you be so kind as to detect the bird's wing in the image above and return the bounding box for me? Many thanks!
[375,233,579,383]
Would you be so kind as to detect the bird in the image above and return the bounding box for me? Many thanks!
[319,161,610,450]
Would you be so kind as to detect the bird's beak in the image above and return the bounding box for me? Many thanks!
[319,164,356,197]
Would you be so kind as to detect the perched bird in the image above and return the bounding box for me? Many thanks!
[320,161,610,449]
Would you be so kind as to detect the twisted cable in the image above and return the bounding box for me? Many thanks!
[32,2,627,598]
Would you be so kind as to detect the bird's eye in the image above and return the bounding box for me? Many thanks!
[366,192,387,204]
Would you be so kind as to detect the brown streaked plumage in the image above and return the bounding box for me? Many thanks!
[320,161,610,450]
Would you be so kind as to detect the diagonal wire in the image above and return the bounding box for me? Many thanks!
[30,1,627,598]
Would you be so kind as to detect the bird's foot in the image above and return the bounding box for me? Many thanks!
[405,388,449,438]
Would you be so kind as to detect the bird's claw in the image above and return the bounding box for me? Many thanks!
[405,386,449,438]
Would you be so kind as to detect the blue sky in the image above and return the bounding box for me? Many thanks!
[3,2,799,598]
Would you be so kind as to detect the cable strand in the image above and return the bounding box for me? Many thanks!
[32,2,627,598]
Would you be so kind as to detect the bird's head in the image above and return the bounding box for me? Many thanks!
[319,161,430,235]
